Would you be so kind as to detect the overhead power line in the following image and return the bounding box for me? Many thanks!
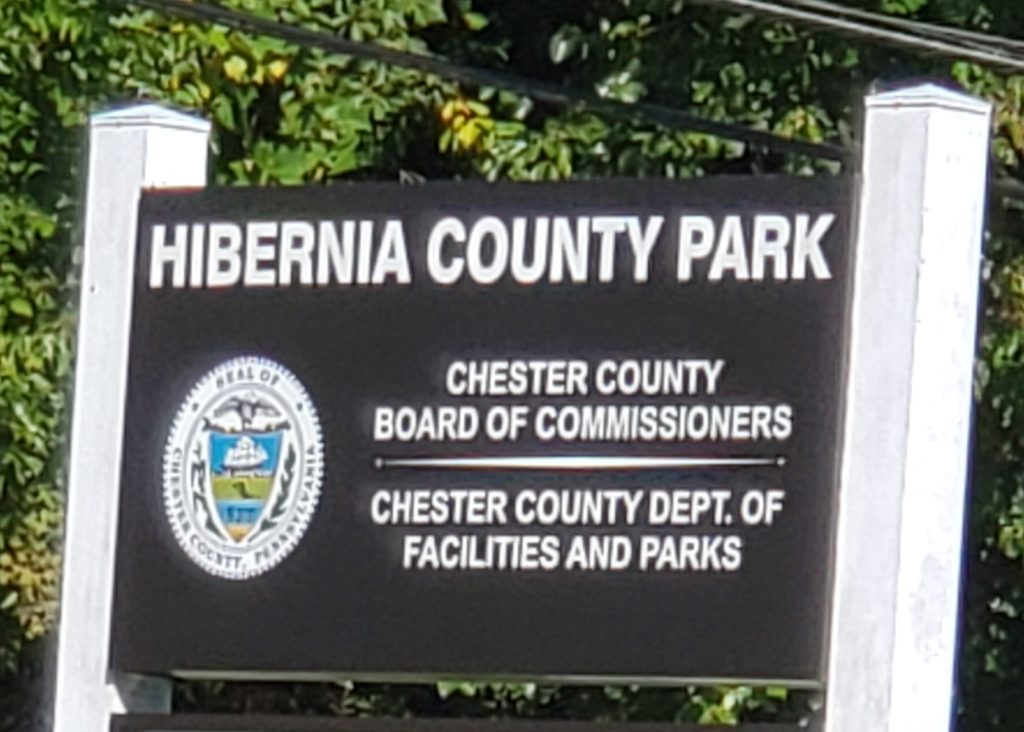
[992,177,1024,203]
[114,0,1024,201]
[113,0,849,162]
[779,0,1024,53]
[689,0,1024,72]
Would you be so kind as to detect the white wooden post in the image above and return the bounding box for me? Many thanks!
[53,104,210,732]
[825,84,992,731]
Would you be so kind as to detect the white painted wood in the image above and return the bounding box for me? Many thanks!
[824,84,992,732]
[53,104,209,732]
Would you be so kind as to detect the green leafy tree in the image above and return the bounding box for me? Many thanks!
[5,0,1024,729]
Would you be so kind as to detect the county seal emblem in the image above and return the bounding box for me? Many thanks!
[163,356,324,580]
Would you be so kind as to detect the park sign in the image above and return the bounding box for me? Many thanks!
[110,177,850,682]
[55,89,992,732]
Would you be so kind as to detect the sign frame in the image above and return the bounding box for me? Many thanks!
[111,175,852,688]
[53,84,993,732]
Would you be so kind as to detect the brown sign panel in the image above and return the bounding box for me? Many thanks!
[111,178,851,685]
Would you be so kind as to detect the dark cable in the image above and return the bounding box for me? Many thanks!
[687,0,1024,72]
[112,0,1024,202]
[111,0,850,162]
[778,0,1024,53]
[992,177,1024,203]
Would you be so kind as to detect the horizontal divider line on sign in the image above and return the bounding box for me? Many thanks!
[374,455,786,470]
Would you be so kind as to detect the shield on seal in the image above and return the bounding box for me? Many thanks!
[208,430,284,542]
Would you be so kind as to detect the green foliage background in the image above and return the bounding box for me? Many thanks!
[2,0,1024,729]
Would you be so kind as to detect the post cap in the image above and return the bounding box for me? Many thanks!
[866,83,991,116]
[91,102,211,133]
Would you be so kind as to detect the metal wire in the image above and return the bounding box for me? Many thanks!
[688,0,1024,72]
[114,0,850,162]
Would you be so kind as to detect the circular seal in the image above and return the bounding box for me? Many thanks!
[163,356,323,580]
